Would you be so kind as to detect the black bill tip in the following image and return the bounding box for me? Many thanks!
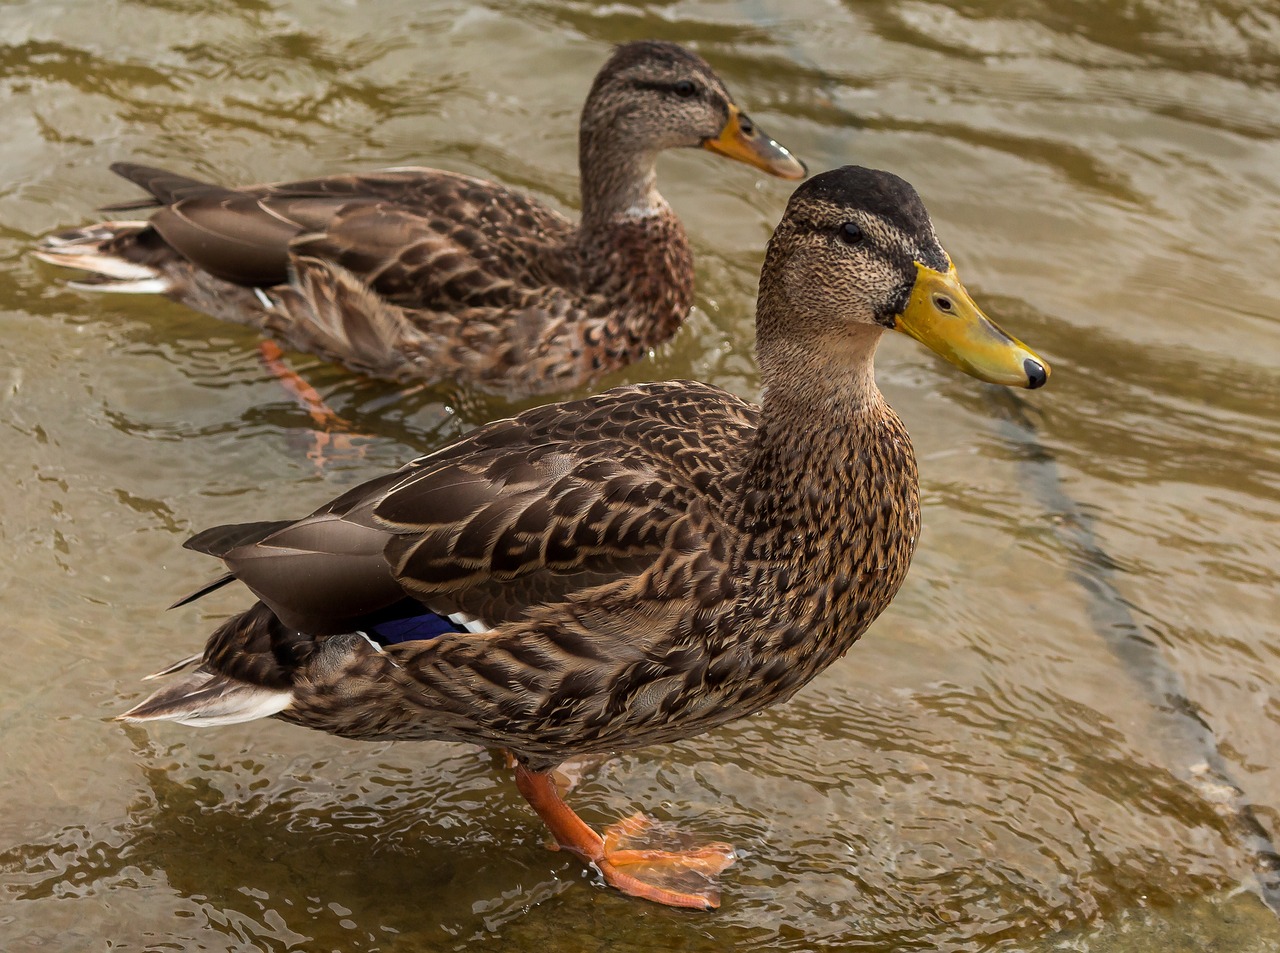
[1024,358,1048,389]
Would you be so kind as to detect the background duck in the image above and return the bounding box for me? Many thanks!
[119,166,1048,909]
[34,40,804,397]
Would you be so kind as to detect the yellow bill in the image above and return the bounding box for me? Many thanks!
[895,262,1049,389]
[702,104,807,181]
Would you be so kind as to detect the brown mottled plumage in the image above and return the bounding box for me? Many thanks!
[119,167,1050,909]
[34,41,805,396]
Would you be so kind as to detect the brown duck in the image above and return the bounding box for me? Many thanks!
[119,166,1049,909]
[35,41,804,397]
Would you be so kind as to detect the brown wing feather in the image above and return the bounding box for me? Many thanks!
[110,165,576,296]
[184,519,295,557]
[147,192,352,286]
[287,172,577,306]
[218,382,757,633]
[104,162,220,208]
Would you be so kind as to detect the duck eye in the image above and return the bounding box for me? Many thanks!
[839,222,864,245]
[673,80,697,98]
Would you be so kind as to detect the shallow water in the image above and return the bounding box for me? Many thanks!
[2,0,1279,950]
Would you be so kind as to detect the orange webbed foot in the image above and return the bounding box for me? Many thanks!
[597,811,736,909]
[512,762,737,910]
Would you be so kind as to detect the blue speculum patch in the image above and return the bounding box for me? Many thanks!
[365,609,469,645]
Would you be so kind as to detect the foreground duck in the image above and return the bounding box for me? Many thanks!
[35,41,804,397]
[121,166,1048,909]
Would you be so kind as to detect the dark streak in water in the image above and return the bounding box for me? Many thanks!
[987,387,1280,917]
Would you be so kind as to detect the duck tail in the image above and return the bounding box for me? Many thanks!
[118,667,293,727]
[120,602,300,728]
[33,221,174,294]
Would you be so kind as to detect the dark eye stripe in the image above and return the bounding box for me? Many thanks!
[631,79,702,97]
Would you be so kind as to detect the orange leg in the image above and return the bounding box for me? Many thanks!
[258,340,366,466]
[259,339,347,430]
[512,762,736,910]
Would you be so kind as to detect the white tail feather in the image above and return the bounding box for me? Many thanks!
[68,277,172,294]
[33,249,156,280]
[35,222,172,294]
[119,668,293,727]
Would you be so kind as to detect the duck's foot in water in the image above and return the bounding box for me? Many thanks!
[598,811,736,908]
[258,339,368,468]
[513,762,735,910]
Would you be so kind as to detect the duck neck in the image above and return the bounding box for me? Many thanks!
[728,318,921,679]
[570,127,693,362]
[738,319,916,537]
[577,124,667,228]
